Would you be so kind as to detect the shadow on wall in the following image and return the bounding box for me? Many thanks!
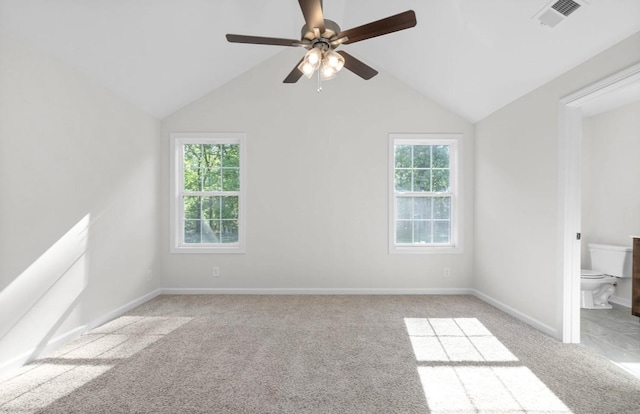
[0,215,90,371]
[0,153,160,376]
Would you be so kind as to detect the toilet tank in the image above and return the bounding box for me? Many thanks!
[589,243,632,278]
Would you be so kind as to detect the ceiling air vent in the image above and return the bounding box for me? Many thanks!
[534,0,588,29]
[552,0,581,16]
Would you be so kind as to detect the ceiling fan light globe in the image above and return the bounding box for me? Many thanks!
[325,50,345,71]
[320,64,337,81]
[299,61,316,78]
[298,48,322,78]
[306,48,322,65]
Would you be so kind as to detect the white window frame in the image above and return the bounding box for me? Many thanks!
[389,133,463,254]
[170,132,246,254]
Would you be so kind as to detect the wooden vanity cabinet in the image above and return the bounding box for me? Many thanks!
[633,237,640,317]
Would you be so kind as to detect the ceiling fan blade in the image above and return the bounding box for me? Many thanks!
[298,0,325,34]
[283,58,305,83]
[226,34,304,47]
[337,10,416,45]
[337,51,378,80]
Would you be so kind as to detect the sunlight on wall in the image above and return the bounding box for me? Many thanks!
[405,318,572,414]
[0,316,192,412]
[0,215,90,367]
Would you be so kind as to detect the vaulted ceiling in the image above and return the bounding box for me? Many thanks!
[1,0,639,121]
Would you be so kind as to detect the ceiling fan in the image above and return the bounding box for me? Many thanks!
[226,0,417,84]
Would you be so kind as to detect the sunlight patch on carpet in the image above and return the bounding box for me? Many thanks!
[405,318,518,362]
[0,364,111,413]
[405,317,573,413]
[418,366,572,413]
[0,316,193,413]
[49,316,192,360]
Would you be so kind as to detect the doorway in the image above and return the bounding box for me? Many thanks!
[559,62,640,344]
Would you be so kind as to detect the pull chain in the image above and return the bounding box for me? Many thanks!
[317,68,322,93]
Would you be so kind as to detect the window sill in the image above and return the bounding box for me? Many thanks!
[171,244,246,254]
[390,245,463,255]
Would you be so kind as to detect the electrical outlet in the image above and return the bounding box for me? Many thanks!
[212,266,220,278]
[443,267,451,278]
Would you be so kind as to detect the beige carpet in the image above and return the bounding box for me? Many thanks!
[2,295,640,413]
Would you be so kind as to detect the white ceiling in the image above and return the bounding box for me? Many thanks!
[1,0,639,121]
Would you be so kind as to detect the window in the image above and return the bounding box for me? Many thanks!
[389,134,462,254]
[170,132,246,253]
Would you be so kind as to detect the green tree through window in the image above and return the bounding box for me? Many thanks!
[171,133,245,253]
[183,144,240,244]
[394,144,451,244]
[389,134,461,254]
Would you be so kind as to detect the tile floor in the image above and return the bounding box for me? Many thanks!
[580,304,640,378]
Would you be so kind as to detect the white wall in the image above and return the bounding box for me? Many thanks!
[160,48,475,292]
[3,22,634,376]
[475,32,640,337]
[0,33,160,370]
[582,100,640,306]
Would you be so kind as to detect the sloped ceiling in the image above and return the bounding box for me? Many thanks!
[1,0,639,121]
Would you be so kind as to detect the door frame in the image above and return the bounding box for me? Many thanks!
[559,62,640,343]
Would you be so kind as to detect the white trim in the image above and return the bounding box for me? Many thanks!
[561,62,640,107]
[609,295,632,309]
[557,103,583,344]
[1,286,563,380]
[471,289,559,339]
[84,289,162,331]
[558,61,640,344]
[0,289,161,380]
[0,325,87,381]
[160,288,475,295]
[170,132,247,254]
[157,288,559,338]
[388,133,463,254]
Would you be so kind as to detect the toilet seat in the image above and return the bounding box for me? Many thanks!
[581,269,605,279]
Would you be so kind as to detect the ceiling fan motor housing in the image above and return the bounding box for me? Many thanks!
[301,19,341,48]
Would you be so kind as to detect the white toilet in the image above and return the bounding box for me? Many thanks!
[580,243,632,309]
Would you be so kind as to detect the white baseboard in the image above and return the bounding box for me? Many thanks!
[0,325,88,381]
[164,288,560,339]
[85,289,162,331]
[609,295,632,309]
[2,286,561,380]
[470,289,559,339]
[160,287,475,295]
[0,289,161,381]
